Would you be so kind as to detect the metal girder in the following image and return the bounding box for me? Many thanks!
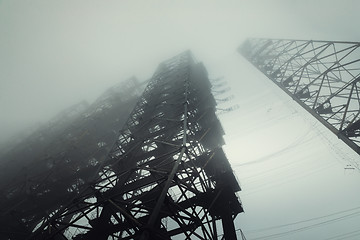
[240,38,360,156]
[28,51,243,239]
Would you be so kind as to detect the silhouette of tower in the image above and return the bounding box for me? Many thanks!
[240,38,360,156]
[0,78,141,239]
[29,51,243,239]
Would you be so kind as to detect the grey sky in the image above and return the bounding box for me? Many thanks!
[1,0,360,239]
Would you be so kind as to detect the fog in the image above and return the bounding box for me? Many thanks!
[1,0,360,239]
[1,0,359,143]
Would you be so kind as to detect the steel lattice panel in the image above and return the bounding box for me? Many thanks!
[29,51,243,240]
[240,38,360,155]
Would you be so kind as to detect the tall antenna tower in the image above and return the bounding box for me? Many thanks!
[240,38,360,157]
[29,51,243,239]
[0,78,140,239]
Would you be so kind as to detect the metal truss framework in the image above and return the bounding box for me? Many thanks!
[240,38,360,155]
[30,51,243,239]
[0,78,140,239]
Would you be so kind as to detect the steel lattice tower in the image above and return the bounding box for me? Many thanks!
[29,51,243,239]
[240,38,360,156]
[0,78,140,239]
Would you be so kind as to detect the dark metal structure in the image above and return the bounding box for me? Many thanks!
[24,51,242,239]
[240,38,360,156]
[0,77,141,239]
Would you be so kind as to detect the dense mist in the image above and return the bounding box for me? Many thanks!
[1,1,360,239]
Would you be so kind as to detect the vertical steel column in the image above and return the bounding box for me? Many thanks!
[140,76,190,239]
[221,210,237,240]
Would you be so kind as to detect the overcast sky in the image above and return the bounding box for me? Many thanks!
[1,1,360,239]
